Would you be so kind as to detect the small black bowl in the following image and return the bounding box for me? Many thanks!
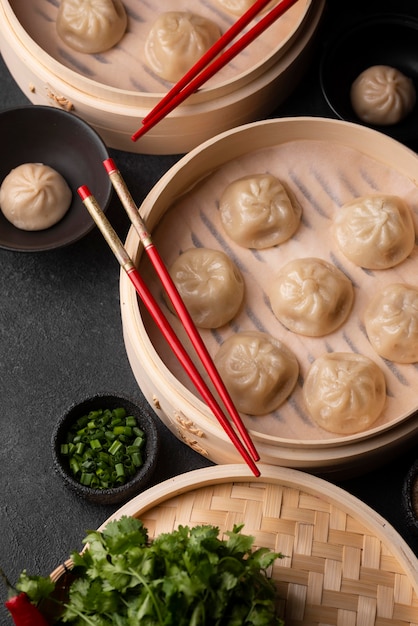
[402,459,418,535]
[51,394,160,505]
[0,105,112,252]
[320,14,418,148]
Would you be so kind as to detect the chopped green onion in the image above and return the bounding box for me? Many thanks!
[108,440,123,456]
[77,414,90,428]
[69,457,81,475]
[60,407,147,490]
[113,425,133,436]
[75,442,85,455]
[132,452,143,467]
[80,472,94,486]
[133,436,145,448]
[115,463,125,478]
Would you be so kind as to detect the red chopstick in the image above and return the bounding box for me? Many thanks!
[77,185,260,477]
[142,0,278,126]
[103,157,259,464]
[132,0,300,142]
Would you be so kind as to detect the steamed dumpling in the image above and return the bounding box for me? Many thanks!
[0,163,72,231]
[334,194,415,270]
[215,0,276,16]
[219,173,302,249]
[364,283,418,363]
[56,0,128,54]
[145,12,221,83]
[166,248,244,328]
[269,258,354,336]
[303,352,386,434]
[350,65,416,126]
[214,331,299,415]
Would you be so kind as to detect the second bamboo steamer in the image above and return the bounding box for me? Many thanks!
[120,117,418,478]
[0,0,324,154]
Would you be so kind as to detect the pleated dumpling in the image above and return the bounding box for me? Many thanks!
[350,65,416,126]
[365,283,418,363]
[334,194,415,269]
[214,331,299,415]
[166,248,244,329]
[56,0,128,54]
[219,173,302,249]
[303,352,386,434]
[0,163,72,231]
[145,12,221,82]
[268,257,354,337]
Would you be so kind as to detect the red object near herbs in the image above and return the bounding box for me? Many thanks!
[1,566,50,626]
[2,517,283,625]
[5,592,50,626]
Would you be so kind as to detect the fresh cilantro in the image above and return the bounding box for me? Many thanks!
[16,517,284,625]
[15,570,55,603]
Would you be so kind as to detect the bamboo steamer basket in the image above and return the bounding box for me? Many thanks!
[50,464,418,626]
[0,0,324,155]
[120,116,418,478]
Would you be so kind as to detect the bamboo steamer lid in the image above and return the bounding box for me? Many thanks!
[120,117,418,478]
[0,0,325,154]
[50,464,418,626]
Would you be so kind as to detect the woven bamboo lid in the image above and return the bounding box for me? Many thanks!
[51,464,418,626]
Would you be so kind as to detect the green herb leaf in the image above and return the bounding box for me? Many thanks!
[15,570,55,604]
[16,517,285,626]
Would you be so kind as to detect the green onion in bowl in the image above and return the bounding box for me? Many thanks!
[51,393,160,505]
[60,407,146,490]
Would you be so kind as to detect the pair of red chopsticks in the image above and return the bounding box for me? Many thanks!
[131,0,300,142]
[78,0,302,473]
[78,159,260,476]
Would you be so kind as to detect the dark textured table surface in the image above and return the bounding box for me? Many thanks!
[1,1,418,623]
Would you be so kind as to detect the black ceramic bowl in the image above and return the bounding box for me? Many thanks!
[320,14,418,148]
[52,394,160,505]
[402,459,418,535]
[0,105,112,252]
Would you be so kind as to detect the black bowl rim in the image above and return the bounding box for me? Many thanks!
[0,104,111,252]
[319,12,418,146]
[402,458,418,534]
[51,393,159,504]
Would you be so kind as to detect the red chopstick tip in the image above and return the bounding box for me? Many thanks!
[77,185,92,201]
[131,123,151,141]
[103,158,117,174]
[252,465,261,478]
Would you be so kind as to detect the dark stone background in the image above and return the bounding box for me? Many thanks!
[1,1,418,623]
